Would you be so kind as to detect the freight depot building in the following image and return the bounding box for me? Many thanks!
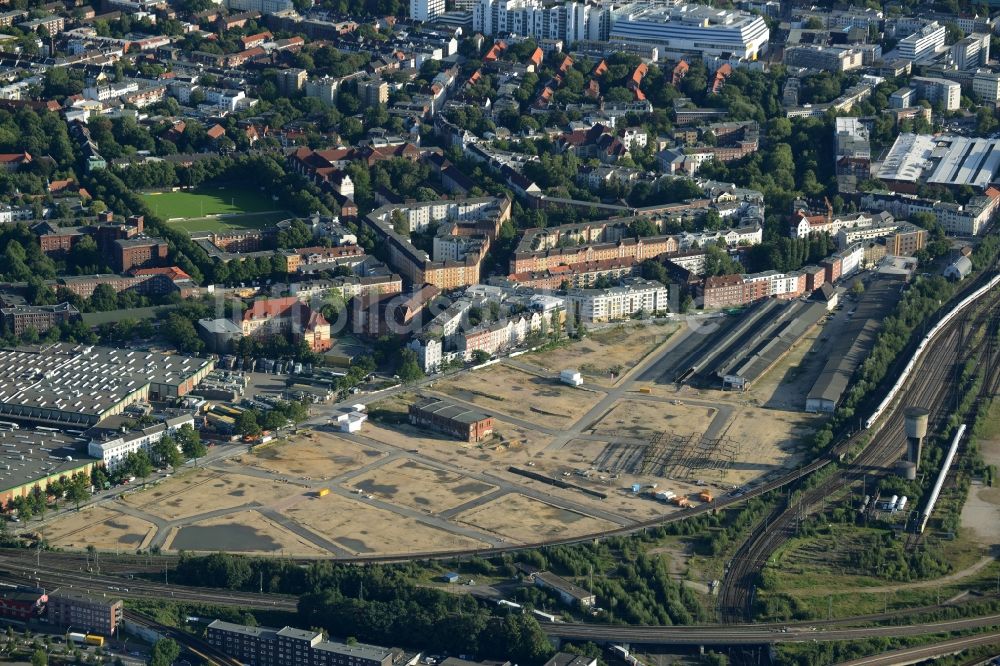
[0,343,213,428]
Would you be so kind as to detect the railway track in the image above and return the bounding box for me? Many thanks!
[124,610,242,666]
[0,552,298,612]
[718,280,1000,623]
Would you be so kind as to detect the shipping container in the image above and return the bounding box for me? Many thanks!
[85,635,104,647]
[316,488,330,497]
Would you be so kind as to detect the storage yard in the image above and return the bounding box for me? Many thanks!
[32,308,858,556]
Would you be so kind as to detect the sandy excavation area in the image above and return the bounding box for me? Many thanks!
[590,399,717,438]
[281,493,488,555]
[349,458,497,513]
[456,493,618,544]
[238,430,385,480]
[122,469,300,521]
[432,364,600,427]
[38,506,155,551]
[519,324,677,387]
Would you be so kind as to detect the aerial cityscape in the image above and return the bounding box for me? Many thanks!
[0,0,997,663]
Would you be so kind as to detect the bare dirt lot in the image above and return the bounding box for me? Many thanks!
[280,493,488,555]
[237,431,385,480]
[962,402,1000,544]
[590,399,717,438]
[164,510,330,556]
[432,364,601,427]
[349,458,497,513]
[122,469,300,521]
[519,323,677,387]
[456,493,618,543]
[39,506,154,551]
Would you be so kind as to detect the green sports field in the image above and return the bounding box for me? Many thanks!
[141,188,289,233]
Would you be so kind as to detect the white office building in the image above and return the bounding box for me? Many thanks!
[609,3,769,60]
[973,69,1000,103]
[411,0,445,22]
[897,22,946,61]
[951,33,990,70]
[87,414,194,469]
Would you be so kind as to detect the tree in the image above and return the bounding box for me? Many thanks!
[471,350,490,364]
[126,450,153,486]
[152,435,183,469]
[851,279,865,296]
[162,313,204,354]
[237,410,262,438]
[90,284,119,312]
[397,349,424,383]
[149,639,179,666]
[177,424,207,465]
[65,475,90,511]
[30,648,46,666]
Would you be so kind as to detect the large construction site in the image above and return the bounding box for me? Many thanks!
[34,286,902,557]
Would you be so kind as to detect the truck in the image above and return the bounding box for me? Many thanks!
[699,490,714,503]
[68,633,87,644]
[671,496,692,508]
[654,490,676,502]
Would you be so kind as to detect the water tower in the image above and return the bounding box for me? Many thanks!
[904,407,930,469]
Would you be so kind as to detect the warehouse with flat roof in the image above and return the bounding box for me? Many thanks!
[877,133,1000,192]
[0,343,213,428]
[0,428,97,505]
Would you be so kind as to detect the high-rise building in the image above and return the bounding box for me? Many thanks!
[973,69,1000,103]
[358,78,389,107]
[473,0,612,44]
[897,22,945,61]
[410,0,444,21]
[277,68,307,95]
[951,33,990,70]
[910,75,961,111]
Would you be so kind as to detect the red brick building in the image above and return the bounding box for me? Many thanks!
[409,397,494,442]
[0,588,46,620]
[113,237,168,272]
[0,303,80,336]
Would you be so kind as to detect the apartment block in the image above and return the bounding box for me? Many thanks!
[46,592,123,636]
[207,620,395,666]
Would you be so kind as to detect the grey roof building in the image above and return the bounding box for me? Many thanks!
[206,619,396,666]
[0,343,213,428]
